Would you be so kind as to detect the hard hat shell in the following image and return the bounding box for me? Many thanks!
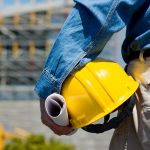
[61,59,139,128]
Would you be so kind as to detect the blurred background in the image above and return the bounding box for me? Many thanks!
[0,0,126,150]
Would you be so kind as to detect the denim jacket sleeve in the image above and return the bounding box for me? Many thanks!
[35,0,146,99]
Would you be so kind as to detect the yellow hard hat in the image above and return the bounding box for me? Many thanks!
[61,59,139,129]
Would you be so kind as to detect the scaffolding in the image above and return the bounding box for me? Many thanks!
[0,0,72,100]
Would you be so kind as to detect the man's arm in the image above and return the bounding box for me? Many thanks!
[35,0,146,135]
[35,0,145,99]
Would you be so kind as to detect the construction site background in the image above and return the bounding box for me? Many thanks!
[0,1,125,150]
[0,0,74,100]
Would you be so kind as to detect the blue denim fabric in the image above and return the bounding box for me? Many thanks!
[35,0,150,99]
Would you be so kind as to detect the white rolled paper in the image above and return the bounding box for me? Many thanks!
[45,93,78,135]
[45,93,69,126]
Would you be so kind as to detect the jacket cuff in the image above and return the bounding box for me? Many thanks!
[34,69,59,100]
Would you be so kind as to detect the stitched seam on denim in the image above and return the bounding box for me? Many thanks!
[42,69,57,83]
[41,52,86,92]
[98,0,120,35]
[84,0,120,55]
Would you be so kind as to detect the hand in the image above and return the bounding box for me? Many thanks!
[40,98,74,136]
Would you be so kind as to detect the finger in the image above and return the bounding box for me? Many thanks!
[40,99,74,135]
[43,118,74,135]
[41,112,74,135]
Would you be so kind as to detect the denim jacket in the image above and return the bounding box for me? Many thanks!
[35,0,150,99]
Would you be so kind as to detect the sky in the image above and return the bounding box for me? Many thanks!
[2,0,48,6]
[0,0,66,15]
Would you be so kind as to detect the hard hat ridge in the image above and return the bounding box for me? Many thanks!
[61,58,139,130]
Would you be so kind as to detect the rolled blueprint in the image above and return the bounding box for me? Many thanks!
[45,93,69,126]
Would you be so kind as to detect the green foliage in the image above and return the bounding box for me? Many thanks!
[4,134,75,150]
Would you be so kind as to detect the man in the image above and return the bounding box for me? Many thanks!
[35,0,150,149]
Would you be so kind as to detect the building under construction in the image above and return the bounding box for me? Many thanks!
[0,0,73,100]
